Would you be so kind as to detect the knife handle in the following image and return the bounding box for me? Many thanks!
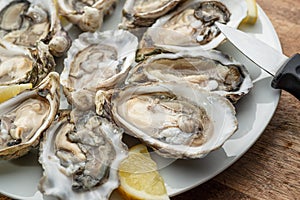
[271,53,300,100]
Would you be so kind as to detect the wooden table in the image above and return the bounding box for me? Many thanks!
[1,0,299,200]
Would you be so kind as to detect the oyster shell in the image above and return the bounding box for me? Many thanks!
[0,0,71,57]
[38,110,127,200]
[60,29,138,105]
[57,0,117,32]
[96,82,237,159]
[138,0,247,59]
[127,50,253,103]
[0,72,60,160]
[0,40,55,86]
[120,0,185,29]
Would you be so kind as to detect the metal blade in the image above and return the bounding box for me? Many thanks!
[216,22,288,76]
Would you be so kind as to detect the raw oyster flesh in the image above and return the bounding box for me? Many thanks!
[138,0,247,57]
[96,82,237,158]
[0,40,55,86]
[57,0,117,32]
[127,50,253,103]
[39,110,127,200]
[0,0,71,57]
[0,72,60,160]
[120,0,185,29]
[61,29,138,104]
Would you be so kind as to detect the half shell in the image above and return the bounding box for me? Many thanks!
[0,72,60,160]
[127,50,253,103]
[38,110,127,200]
[61,30,138,105]
[96,82,237,159]
[0,40,55,86]
[120,0,185,29]
[138,0,247,59]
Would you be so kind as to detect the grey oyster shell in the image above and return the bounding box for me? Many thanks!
[0,72,60,160]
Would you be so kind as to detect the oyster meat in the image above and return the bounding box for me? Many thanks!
[120,0,185,29]
[39,110,127,200]
[0,72,60,160]
[0,40,55,86]
[127,50,253,103]
[61,29,138,104]
[96,82,237,159]
[138,0,247,58]
[57,0,117,32]
[0,0,71,57]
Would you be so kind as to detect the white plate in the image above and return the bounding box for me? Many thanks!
[0,2,281,200]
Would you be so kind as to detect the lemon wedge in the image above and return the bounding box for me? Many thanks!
[0,83,32,103]
[242,0,258,25]
[118,144,170,200]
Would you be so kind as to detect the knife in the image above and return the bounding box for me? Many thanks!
[216,22,300,100]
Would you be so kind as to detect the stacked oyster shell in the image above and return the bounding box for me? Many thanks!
[0,0,255,199]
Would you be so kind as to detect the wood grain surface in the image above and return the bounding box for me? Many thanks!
[1,0,299,199]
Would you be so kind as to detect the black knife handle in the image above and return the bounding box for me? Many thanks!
[271,53,300,100]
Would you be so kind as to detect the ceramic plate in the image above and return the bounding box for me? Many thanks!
[0,1,281,199]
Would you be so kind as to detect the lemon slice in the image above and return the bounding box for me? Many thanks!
[242,0,258,25]
[0,83,32,103]
[118,144,170,200]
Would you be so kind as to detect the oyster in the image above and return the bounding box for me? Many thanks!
[120,0,185,29]
[0,0,71,57]
[127,50,253,103]
[39,110,127,200]
[96,82,237,159]
[0,72,60,160]
[0,40,55,86]
[57,0,117,32]
[60,29,138,104]
[138,0,247,59]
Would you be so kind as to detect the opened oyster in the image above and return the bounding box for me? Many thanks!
[138,0,247,58]
[39,110,127,200]
[127,50,252,103]
[0,40,55,86]
[61,29,138,104]
[96,82,237,159]
[120,0,185,29]
[57,0,117,32]
[0,72,60,160]
[0,0,71,57]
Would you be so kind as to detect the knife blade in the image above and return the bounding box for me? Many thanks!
[216,22,300,100]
